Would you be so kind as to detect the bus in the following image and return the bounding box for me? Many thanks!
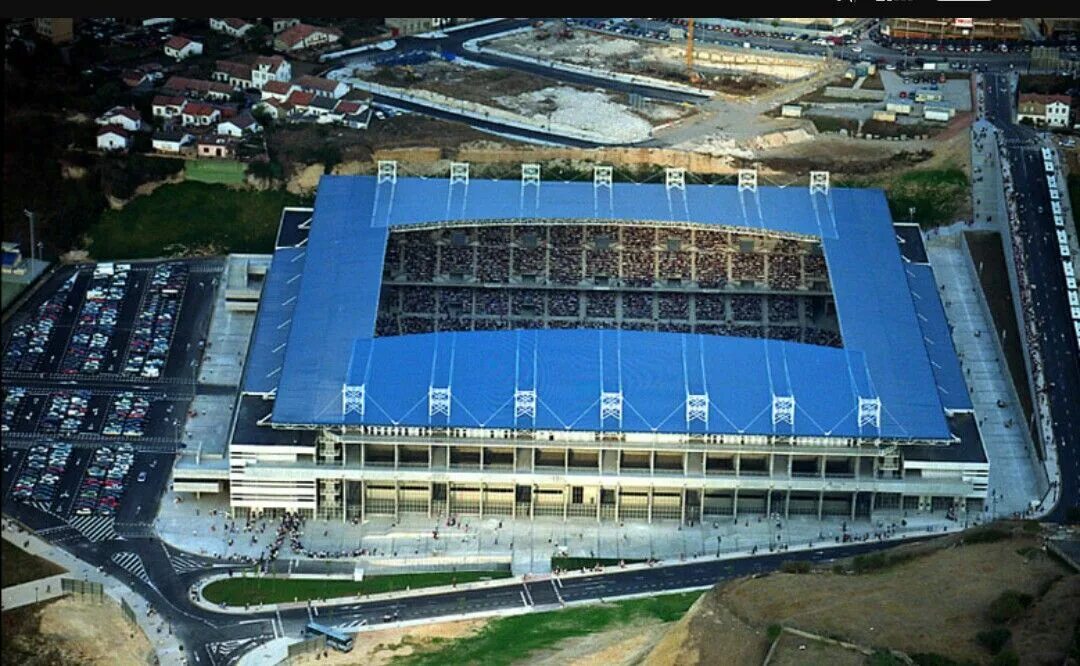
[304,622,354,653]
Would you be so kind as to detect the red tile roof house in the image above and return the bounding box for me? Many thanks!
[196,136,236,158]
[181,102,222,127]
[96,106,143,132]
[217,112,262,137]
[163,76,234,101]
[152,95,187,119]
[251,55,291,88]
[164,35,203,61]
[260,80,298,102]
[273,23,343,52]
[294,74,350,99]
[209,17,255,38]
[97,126,131,152]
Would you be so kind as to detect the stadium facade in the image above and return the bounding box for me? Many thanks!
[220,165,988,524]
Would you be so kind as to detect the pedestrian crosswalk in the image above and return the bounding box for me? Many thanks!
[69,515,121,543]
[168,551,208,575]
[110,551,150,585]
[336,618,368,629]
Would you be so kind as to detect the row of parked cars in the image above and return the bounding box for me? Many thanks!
[124,263,187,379]
[11,442,73,504]
[39,390,93,436]
[2,387,28,433]
[2,273,77,374]
[103,393,151,438]
[75,444,134,517]
[62,264,132,376]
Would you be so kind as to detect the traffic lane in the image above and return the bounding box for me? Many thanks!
[2,448,26,499]
[52,448,93,519]
[115,452,173,524]
[165,275,218,380]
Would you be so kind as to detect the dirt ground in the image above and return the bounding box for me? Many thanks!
[2,597,156,666]
[527,619,671,666]
[642,528,1077,666]
[290,619,487,666]
[768,632,866,666]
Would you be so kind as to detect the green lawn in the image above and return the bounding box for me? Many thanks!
[202,570,511,606]
[87,182,305,259]
[2,540,66,588]
[397,591,704,666]
[185,159,246,185]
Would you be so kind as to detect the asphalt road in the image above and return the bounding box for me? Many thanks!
[982,73,1080,522]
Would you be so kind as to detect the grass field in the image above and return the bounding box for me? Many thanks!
[2,540,66,588]
[87,182,305,259]
[841,166,969,228]
[396,591,703,666]
[185,159,246,185]
[201,570,511,606]
[551,556,645,570]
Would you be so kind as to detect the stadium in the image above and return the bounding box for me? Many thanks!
[213,164,988,525]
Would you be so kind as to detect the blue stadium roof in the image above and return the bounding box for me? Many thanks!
[263,175,963,441]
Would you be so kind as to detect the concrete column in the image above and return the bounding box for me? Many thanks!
[596,488,601,523]
[765,488,772,516]
[820,455,826,479]
[734,454,741,478]
[870,491,876,517]
[512,446,517,473]
[342,442,347,468]
[565,449,569,476]
[479,483,485,518]
[479,446,484,472]
[817,489,824,520]
[394,445,399,471]
[784,489,790,519]
[394,480,400,521]
[428,482,433,518]
[787,455,793,478]
[615,485,621,522]
[650,452,655,477]
[342,481,347,524]
[512,487,517,519]
[447,482,453,516]
[529,485,535,520]
[360,443,365,468]
[361,480,366,520]
[680,488,687,525]
[850,491,857,521]
[768,454,774,478]
[563,485,569,521]
[647,488,653,523]
[429,445,433,471]
[732,487,739,520]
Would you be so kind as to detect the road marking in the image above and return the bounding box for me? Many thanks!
[519,591,528,607]
[551,579,565,606]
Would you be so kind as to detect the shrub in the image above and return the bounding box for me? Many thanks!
[780,561,811,574]
[965,527,1010,544]
[1020,520,1041,533]
[987,591,1033,624]
[976,628,1011,654]
[766,624,783,642]
[990,649,1019,666]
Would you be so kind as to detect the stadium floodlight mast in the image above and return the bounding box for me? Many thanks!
[686,393,709,427]
[809,171,830,196]
[771,395,796,428]
[514,389,537,421]
[600,391,623,426]
[737,169,758,193]
[593,165,613,189]
[521,163,541,187]
[858,397,882,430]
[377,160,397,184]
[450,161,469,186]
[428,386,451,418]
[665,167,686,191]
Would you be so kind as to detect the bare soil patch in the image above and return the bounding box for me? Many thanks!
[289,619,486,666]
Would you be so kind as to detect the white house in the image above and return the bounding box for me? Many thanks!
[294,75,349,100]
[1018,94,1073,129]
[217,112,262,137]
[97,126,131,152]
[273,23,342,52]
[260,81,298,103]
[181,102,221,127]
[96,106,143,132]
[164,35,203,61]
[271,18,300,33]
[209,18,254,38]
[152,130,193,153]
[251,55,291,88]
[1046,99,1072,128]
[152,95,187,119]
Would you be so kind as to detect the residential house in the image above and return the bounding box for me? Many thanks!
[273,23,342,52]
[152,95,187,119]
[197,136,235,158]
[283,90,317,114]
[152,129,193,153]
[122,69,152,89]
[251,55,291,88]
[96,106,143,132]
[294,75,349,100]
[164,35,203,61]
[182,102,221,127]
[260,80,298,103]
[254,99,290,120]
[97,126,131,152]
[1017,94,1073,128]
[218,112,261,137]
[209,17,254,38]
[270,18,300,33]
[163,76,234,102]
[213,60,254,90]
[33,18,74,44]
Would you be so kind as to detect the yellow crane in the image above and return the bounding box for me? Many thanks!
[685,18,702,84]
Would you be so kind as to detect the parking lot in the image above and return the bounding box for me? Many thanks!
[2,258,225,539]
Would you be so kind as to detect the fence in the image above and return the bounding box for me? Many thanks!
[61,577,105,604]
[120,595,139,628]
[286,635,327,664]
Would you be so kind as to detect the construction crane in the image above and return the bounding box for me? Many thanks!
[685,18,702,84]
